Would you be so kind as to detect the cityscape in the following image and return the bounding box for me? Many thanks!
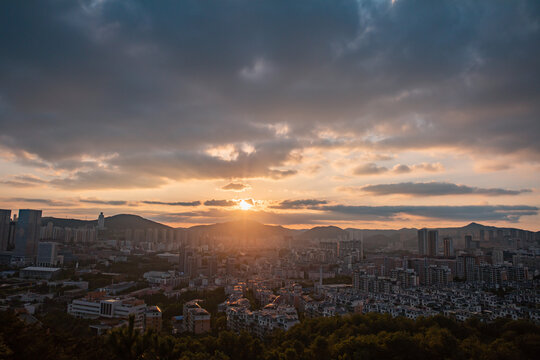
[1,0,540,359]
[0,209,538,358]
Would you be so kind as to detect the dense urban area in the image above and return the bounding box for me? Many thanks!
[0,209,539,359]
[3,0,540,358]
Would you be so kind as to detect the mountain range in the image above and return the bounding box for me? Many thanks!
[42,214,171,230]
[41,214,539,247]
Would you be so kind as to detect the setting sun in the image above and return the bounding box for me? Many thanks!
[238,199,253,211]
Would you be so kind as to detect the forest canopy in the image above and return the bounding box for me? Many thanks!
[1,310,539,360]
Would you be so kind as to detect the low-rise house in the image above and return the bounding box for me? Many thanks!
[183,300,211,334]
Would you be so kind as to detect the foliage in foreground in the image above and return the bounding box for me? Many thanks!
[0,310,539,360]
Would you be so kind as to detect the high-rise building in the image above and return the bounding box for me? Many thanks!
[0,209,11,252]
[417,228,428,255]
[37,242,59,267]
[208,255,218,277]
[8,218,17,250]
[146,228,158,242]
[427,230,439,257]
[338,240,363,257]
[187,254,198,277]
[124,229,133,242]
[457,255,477,281]
[284,235,293,249]
[159,228,167,242]
[226,257,236,277]
[390,268,417,288]
[97,212,105,230]
[465,235,474,249]
[443,237,454,257]
[181,248,194,275]
[179,244,186,273]
[426,265,452,286]
[409,258,429,285]
[13,209,42,262]
[44,221,54,239]
[492,250,504,265]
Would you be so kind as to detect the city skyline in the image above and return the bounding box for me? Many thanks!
[1,2,539,357]
[1,0,540,230]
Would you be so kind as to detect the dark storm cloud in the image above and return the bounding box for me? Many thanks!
[204,199,236,207]
[271,199,328,209]
[142,200,201,206]
[0,0,539,189]
[360,182,532,196]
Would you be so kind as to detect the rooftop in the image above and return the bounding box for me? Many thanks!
[21,267,61,272]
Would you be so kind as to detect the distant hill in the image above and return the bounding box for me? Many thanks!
[295,222,539,248]
[41,214,171,230]
[296,226,349,240]
[39,214,538,246]
[40,217,95,229]
[462,222,485,229]
[106,214,171,230]
[188,219,297,238]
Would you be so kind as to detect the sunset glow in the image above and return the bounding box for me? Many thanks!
[238,200,253,211]
[1,2,539,354]
[0,0,538,231]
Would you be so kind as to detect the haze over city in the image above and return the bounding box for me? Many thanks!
[1,0,539,230]
[2,2,540,359]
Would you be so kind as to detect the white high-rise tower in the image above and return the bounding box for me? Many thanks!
[97,212,105,230]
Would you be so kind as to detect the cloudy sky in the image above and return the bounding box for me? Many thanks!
[1,0,539,229]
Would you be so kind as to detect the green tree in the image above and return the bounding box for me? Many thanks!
[310,336,330,360]
[107,316,146,360]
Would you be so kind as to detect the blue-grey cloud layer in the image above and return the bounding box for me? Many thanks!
[359,182,531,196]
[204,199,236,207]
[141,200,201,206]
[318,205,537,223]
[222,183,249,191]
[3,196,537,224]
[0,0,539,189]
[272,199,329,209]
[154,204,538,225]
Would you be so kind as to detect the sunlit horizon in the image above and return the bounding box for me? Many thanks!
[1,0,539,231]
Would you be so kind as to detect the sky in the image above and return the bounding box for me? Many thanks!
[0,0,539,230]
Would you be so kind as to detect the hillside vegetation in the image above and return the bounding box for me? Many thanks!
[1,311,538,360]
